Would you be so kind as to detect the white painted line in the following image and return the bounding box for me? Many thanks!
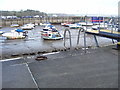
[42,52,60,56]
[0,57,21,62]
[25,63,40,89]
[0,52,60,62]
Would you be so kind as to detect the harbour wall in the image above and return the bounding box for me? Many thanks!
[0,16,109,26]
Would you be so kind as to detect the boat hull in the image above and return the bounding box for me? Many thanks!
[10,24,19,28]
[2,30,26,40]
[6,37,25,40]
[70,27,80,29]
[42,36,63,40]
[41,32,63,40]
[21,28,33,30]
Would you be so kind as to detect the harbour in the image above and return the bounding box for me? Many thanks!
[0,23,118,59]
[0,0,120,88]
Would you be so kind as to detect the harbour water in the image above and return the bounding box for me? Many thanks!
[0,25,117,59]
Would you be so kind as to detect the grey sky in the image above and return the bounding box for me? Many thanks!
[0,0,119,15]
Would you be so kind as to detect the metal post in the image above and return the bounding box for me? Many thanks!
[84,16,87,53]
[77,28,81,45]
[64,28,72,50]
[94,35,99,47]
[111,17,114,33]
[77,28,85,45]
[103,17,105,29]
[98,16,100,33]
[111,17,115,44]
[118,2,120,49]
[84,30,86,53]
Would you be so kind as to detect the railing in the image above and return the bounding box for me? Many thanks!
[77,27,100,53]
[63,16,119,52]
[77,27,87,53]
[64,28,72,50]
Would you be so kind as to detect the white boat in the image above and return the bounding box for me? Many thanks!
[0,26,2,28]
[41,26,63,40]
[0,30,4,35]
[92,24,108,30]
[61,22,71,27]
[41,31,63,40]
[69,23,82,29]
[40,22,51,27]
[79,22,93,26]
[10,24,19,27]
[27,23,35,27]
[34,23,38,26]
[21,23,34,30]
[43,25,56,31]
[2,29,27,39]
[92,25,99,30]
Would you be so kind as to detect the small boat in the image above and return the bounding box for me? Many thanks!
[0,26,2,29]
[0,30,4,35]
[61,23,67,26]
[40,22,51,27]
[92,24,108,30]
[2,29,27,39]
[92,25,99,30]
[41,26,63,40]
[79,22,93,26]
[41,31,63,40]
[21,23,34,30]
[69,23,82,29]
[10,24,19,27]
[43,25,56,31]
[34,23,39,26]
[61,22,71,27]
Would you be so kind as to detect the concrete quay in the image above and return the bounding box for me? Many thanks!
[1,45,119,89]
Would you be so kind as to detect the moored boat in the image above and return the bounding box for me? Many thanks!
[41,30,63,40]
[92,23,108,30]
[41,25,63,40]
[0,26,2,29]
[61,22,71,27]
[0,30,4,35]
[79,22,93,26]
[21,23,34,30]
[2,29,27,39]
[40,22,51,27]
[43,25,56,31]
[10,24,19,27]
[69,23,82,29]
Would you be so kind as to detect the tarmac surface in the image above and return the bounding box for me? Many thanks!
[2,45,119,88]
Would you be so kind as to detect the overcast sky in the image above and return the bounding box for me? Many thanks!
[0,0,119,16]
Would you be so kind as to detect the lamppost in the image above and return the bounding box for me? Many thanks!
[117,1,120,49]
[118,1,120,32]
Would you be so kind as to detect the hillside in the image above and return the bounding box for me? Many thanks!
[0,9,47,17]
